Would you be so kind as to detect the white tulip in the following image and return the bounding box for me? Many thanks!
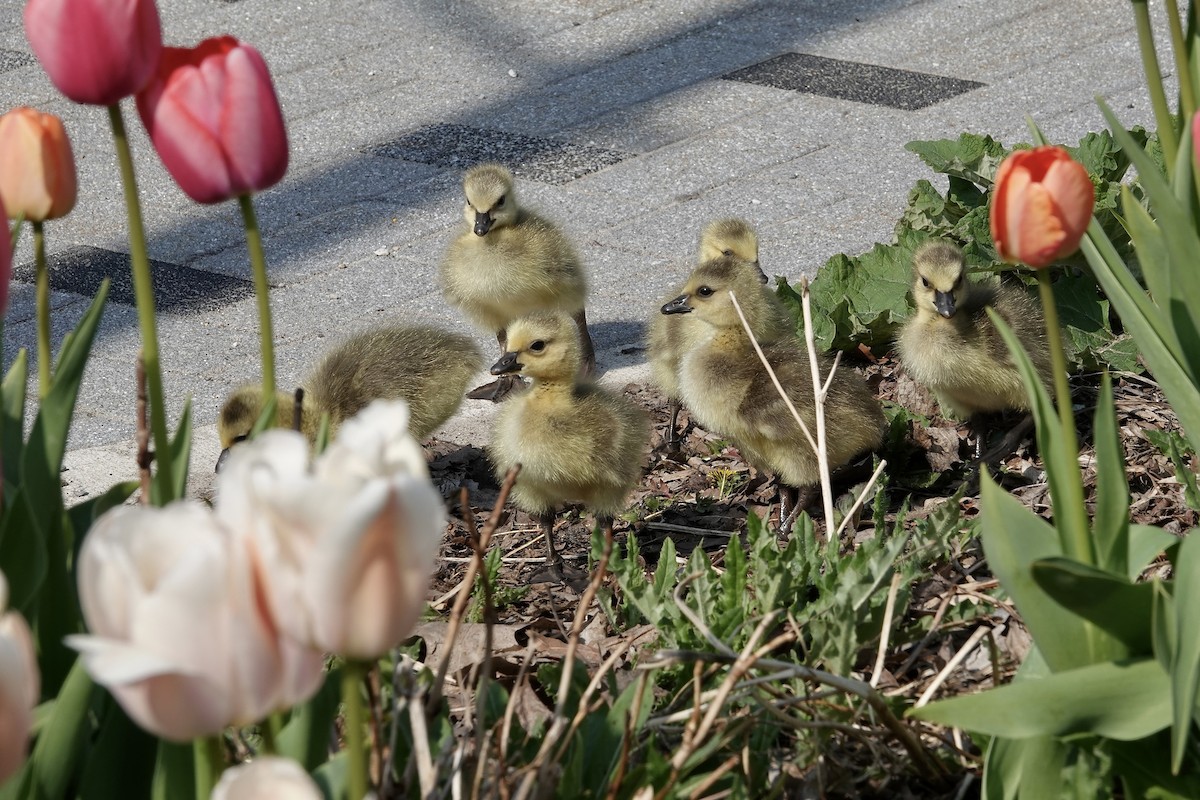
[211,756,322,800]
[0,571,38,784]
[217,399,445,660]
[66,503,323,741]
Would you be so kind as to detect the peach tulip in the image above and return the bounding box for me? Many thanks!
[0,571,38,785]
[0,197,10,315]
[990,145,1095,268]
[136,36,288,204]
[0,107,77,222]
[212,757,322,800]
[66,502,323,742]
[24,0,162,106]
[217,400,445,661]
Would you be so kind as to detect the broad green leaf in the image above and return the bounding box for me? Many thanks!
[26,660,96,800]
[1122,187,1189,360]
[1169,531,1200,772]
[1113,733,1200,798]
[1091,374,1130,576]
[904,133,1010,186]
[1051,272,1140,373]
[983,735,1069,800]
[1030,557,1152,656]
[312,750,347,800]
[911,657,1170,740]
[37,501,77,694]
[979,474,1089,671]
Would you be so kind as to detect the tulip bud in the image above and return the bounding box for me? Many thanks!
[66,502,323,742]
[24,0,163,106]
[136,36,288,204]
[212,757,322,800]
[0,571,39,784]
[990,145,1095,268]
[0,107,77,222]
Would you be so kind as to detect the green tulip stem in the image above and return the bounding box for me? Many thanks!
[342,661,370,800]
[259,713,281,756]
[1131,0,1179,167]
[1037,271,1092,565]
[107,103,174,500]
[193,735,224,799]
[1165,0,1195,121]
[32,220,49,398]
[237,194,276,403]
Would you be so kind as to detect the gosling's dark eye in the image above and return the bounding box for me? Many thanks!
[496,195,506,207]
[920,276,930,288]
[232,434,249,445]
[529,340,546,352]
[722,249,733,257]
[697,286,714,297]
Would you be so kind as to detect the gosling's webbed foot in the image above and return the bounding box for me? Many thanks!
[466,374,525,402]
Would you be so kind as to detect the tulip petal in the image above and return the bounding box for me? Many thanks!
[1040,158,1095,247]
[212,756,323,800]
[0,610,36,783]
[220,46,288,195]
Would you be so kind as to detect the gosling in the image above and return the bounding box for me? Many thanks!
[662,256,885,518]
[217,324,483,463]
[647,218,770,451]
[441,163,593,401]
[488,310,648,574]
[897,240,1054,458]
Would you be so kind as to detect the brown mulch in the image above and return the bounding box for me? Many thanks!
[418,353,1194,795]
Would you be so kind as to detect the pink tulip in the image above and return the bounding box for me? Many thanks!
[66,503,323,742]
[217,400,445,661]
[0,572,39,784]
[990,145,1095,268]
[136,36,288,204]
[0,107,77,222]
[24,0,162,106]
[212,757,322,800]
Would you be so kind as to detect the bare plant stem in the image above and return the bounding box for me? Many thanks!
[193,735,223,800]
[136,354,152,503]
[33,221,49,398]
[870,573,904,688]
[107,103,173,501]
[343,661,370,800]
[237,194,276,403]
[428,466,520,714]
[799,277,837,531]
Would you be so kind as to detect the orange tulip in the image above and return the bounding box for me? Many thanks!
[0,107,76,222]
[990,145,1094,268]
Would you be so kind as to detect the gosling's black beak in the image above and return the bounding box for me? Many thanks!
[661,294,692,315]
[754,262,768,285]
[490,351,522,375]
[216,447,231,473]
[934,290,956,319]
[474,211,494,236]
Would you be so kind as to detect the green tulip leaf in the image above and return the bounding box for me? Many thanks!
[989,310,1092,566]
[150,741,195,800]
[1029,557,1152,656]
[910,657,1171,740]
[982,735,1069,800]
[26,660,97,800]
[979,474,1091,671]
[1091,373,1130,576]
[1169,531,1200,772]
[1,348,27,486]
[1113,734,1200,799]
[0,489,47,614]
[1128,525,1179,580]
[81,698,157,800]
[279,667,343,771]
[151,399,193,507]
